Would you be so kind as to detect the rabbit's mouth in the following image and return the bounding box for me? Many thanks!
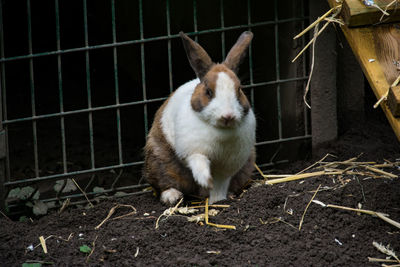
[216,117,238,128]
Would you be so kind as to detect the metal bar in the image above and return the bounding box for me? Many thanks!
[0,0,5,211]
[255,134,311,146]
[83,0,95,169]
[27,0,40,177]
[193,0,198,42]
[0,0,10,183]
[301,0,310,137]
[247,0,255,107]
[3,77,309,125]
[3,76,309,125]
[4,131,312,187]
[7,184,150,209]
[3,97,169,124]
[256,159,289,169]
[139,0,149,136]
[4,161,144,186]
[111,0,123,164]
[166,0,173,92]
[55,0,67,174]
[0,17,309,63]
[274,0,282,139]
[220,0,225,58]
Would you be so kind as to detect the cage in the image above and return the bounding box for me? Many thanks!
[0,0,310,214]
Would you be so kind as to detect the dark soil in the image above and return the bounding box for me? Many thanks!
[1,117,400,266]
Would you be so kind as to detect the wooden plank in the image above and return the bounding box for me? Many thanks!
[388,85,400,116]
[326,0,400,141]
[341,0,400,27]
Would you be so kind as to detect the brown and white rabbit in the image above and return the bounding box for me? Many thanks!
[143,31,256,205]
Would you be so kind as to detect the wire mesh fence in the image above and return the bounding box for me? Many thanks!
[0,0,310,213]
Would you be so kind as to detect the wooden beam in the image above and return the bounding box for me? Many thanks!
[326,0,400,141]
[388,85,400,116]
[341,0,400,27]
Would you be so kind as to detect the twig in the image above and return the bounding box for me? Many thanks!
[0,210,12,221]
[254,163,265,178]
[72,178,94,208]
[299,184,321,231]
[86,235,98,263]
[374,72,400,108]
[374,91,389,108]
[293,5,340,39]
[95,204,137,230]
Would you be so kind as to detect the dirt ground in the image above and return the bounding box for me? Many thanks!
[1,114,400,266]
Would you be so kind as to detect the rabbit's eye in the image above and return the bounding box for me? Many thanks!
[205,87,213,98]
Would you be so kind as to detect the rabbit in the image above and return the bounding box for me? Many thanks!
[143,31,256,205]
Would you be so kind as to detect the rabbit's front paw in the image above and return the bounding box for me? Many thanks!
[187,153,213,189]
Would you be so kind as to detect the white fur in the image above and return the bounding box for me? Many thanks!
[160,188,183,205]
[187,153,212,188]
[161,74,256,204]
[201,72,243,127]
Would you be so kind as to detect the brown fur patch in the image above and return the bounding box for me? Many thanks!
[143,99,203,198]
[224,31,253,74]
[228,149,256,194]
[191,64,247,112]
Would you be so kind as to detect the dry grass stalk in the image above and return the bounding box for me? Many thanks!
[86,235,98,263]
[254,163,265,178]
[373,241,400,262]
[265,171,341,185]
[375,212,400,229]
[326,204,381,216]
[364,166,398,178]
[72,178,94,208]
[58,198,70,214]
[187,209,219,223]
[189,204,230,209]
[293,5,340,40]
[292,21,331,63]
[296,153,335,175]
[155,198,183,229]
[299,184,321,231]
[32,233,73,251]
[314,201,400,229]
[39,236,48,254]
[260,217,298,230]
[95,204,137,230]
[205,198,236,230]
[368,257,399,263]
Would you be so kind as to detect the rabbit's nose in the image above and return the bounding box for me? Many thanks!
[221,113,235,125]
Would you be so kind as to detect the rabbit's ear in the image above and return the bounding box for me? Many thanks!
[180,32,214,80]
[223,31,253,74]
